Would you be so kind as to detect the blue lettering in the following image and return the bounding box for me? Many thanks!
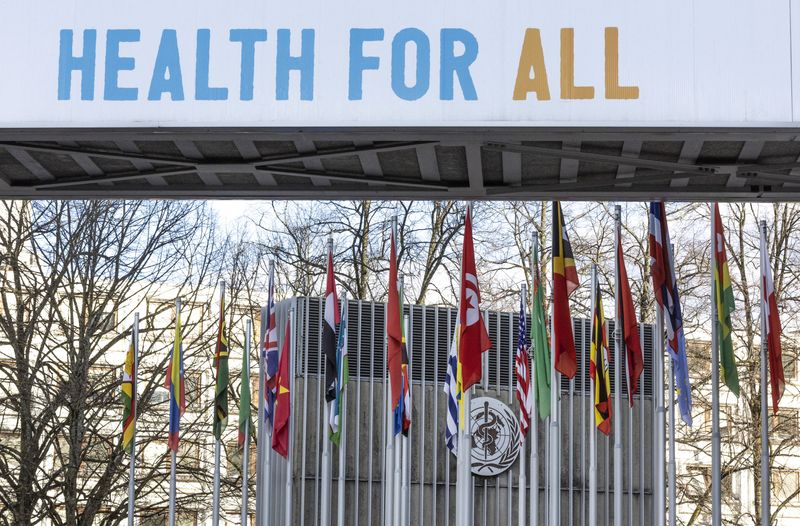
[440,28,478,101]
[104,29,140,101]
[391,28,430,101]
[58,29,96,101]
[195,29,228,100]
[230,29,268,101]
[276,29,314,101]
[148,29,184,101]
[348,28,384,100]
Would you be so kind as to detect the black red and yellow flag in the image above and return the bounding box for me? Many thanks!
[590,280,612,436]
[552,202,580,378]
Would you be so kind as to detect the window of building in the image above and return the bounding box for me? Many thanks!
[140,510,198,526]
[80,437,112,477]
[772,470,800,505]
[226,440,257,479]
[185,371,202,407]
[771,409,799,438]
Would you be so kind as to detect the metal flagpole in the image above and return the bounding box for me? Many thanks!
[127,313,139,526]
[530,234,539,526]
[242,319,253,526]
[385,351,395,526]
[613,205,623,526]
[569,374,574,526]
[668,356,676,526]
[759,220,770,526]
[168,297,181,526]
[519,285,528,526]
[654,236,666,526]
[549,302,559,526]
[321,239,334,526]
[588,265,597,525]
[337,295,348,526]
[286,305,296,526]
[257,263,274,526]
[710,204,721,526]
[401,313,411,526]
[212,282,225,526]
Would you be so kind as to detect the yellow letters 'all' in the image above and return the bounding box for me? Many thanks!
[513,27,639,101]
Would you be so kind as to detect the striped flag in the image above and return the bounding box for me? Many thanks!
[387,225,404,420]
[761,226,785,414]
[272,320,292,458]
[457,205,492,394]
[213,288,229,440]
[239,332,252,449]
[444,315,461,453]
[590,279,612,436]
[531,239,551,421]
[394,283,411,437]
[515,292,532,437]
[121,329,137,454]
[263,270,279,430]
[649,202,693,426]
[330,297,349,445]
[616,229,643,406]
[552,201,580,378]
[165,301,186,452]
[712,204,740,396]
[323,242,341,407]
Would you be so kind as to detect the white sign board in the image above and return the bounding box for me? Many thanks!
[0,0,797,128]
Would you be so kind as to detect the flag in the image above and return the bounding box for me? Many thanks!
[552,201,580,378]
[761,228,785,414]
[238,335,252,449]
[590,279,612,436]
[387,225,404,416]
[531,239,551,421]
[458,205,492,393]
[444,315,461,453]
[272,320,292,458]
[121,329,136,454]
[394,282,411,437]
[263,270,279,430]
[323,243,341,406]
[616,230,643,407]
[713,204,739,396]
[165,302,186,452]
[649,202,692,426]
[213,289,229,440]
[330,298,349,445]
[515,293,532,437]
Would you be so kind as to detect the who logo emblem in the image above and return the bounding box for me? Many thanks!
[469,397,521,477]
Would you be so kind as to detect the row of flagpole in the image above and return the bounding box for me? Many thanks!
[117,200,787,525]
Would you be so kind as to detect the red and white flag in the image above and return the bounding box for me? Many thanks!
[761,228,785,414]
[458,205,492,392]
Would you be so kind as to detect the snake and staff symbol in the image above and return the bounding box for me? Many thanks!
[469,397,520,477]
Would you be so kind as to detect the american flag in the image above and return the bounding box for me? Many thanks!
[515,292,532,437]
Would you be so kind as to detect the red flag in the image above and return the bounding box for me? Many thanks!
[617,232,643,406]
[761,230,785,414]
[272,320,291,458]
[552,202,580,378]
[458,205,492,392]
[387,226,403,411]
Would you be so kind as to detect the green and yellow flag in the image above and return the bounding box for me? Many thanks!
[531,239,551,420]
[238,330,252,449]
[712,204,739,396]
[121,329,137,454]
[213,287,230,440]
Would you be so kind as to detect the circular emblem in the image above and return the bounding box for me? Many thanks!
[469,397,520,477]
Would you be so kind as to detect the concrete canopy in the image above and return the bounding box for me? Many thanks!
[0,127,798,201]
